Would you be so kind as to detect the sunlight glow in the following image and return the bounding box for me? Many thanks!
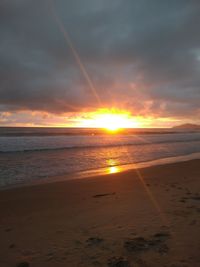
[78,108,142,130]
[106,159,120,173]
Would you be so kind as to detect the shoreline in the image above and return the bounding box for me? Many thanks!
[1,151,200,191]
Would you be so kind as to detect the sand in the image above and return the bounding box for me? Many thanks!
[0,159,200,267]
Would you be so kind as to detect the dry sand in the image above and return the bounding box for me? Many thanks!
[0,159,200,267]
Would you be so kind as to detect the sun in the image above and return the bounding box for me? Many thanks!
[93,113,128,131]
[106,124,119,131]
[78,108,141,130]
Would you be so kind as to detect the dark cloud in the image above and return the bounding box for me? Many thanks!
[0,0,200,121]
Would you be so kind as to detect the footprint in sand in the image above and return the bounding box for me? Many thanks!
[9,243,15,248]
[107,256,130,267]
[16,262,29,267]
[124,231,170,254]
[86,237,104,246]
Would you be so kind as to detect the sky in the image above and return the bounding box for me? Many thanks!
[0,0,200,127]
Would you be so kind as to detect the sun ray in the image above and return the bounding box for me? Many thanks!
[49,0,101,105]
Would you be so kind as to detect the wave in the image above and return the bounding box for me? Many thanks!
[1,136,200,153]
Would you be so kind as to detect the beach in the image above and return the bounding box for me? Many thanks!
[1,0,200,266]
[0,159,200,267]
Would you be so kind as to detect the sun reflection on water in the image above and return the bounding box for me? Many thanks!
[106,159,121,174]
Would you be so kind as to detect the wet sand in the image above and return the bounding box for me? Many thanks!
[0,159,200,267]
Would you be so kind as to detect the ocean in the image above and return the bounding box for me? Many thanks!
[0,127,200,189]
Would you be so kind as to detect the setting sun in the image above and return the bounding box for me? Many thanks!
[78,108,141,130]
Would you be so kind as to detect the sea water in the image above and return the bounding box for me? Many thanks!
[0,127,200,188]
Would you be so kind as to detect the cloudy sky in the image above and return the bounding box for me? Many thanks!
[0,0,200,127]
